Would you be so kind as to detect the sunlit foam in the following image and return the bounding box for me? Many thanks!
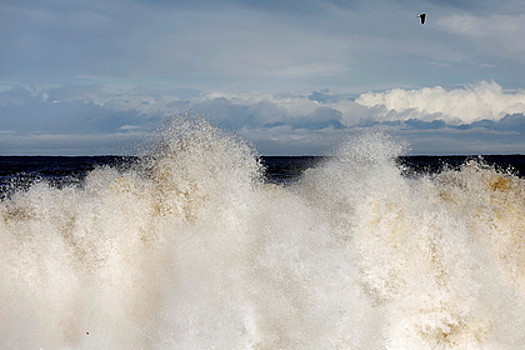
[0,116,523,349]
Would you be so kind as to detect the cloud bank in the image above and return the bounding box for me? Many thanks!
[0,81,524,155]
[355,81,525,123]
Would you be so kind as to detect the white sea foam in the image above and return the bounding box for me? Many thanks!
[0,117,523,349]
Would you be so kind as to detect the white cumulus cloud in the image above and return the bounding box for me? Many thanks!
[355,81,525,124]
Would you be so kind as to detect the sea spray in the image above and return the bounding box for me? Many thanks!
[296,133,524,348]
[0,117,523,349]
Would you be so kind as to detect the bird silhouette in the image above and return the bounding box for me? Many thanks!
[417,13,426,24]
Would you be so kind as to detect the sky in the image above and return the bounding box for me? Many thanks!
[1,0,525,155]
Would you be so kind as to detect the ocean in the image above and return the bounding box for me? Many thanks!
[0,118,523,349]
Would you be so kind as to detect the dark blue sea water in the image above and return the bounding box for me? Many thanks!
[1,155,523,197]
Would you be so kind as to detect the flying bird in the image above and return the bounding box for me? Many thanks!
[417,13,426,24]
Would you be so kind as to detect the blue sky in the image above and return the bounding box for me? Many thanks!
[1,0,525,155]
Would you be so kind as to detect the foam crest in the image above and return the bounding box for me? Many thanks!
[0,119,523,349]
[146,116,263,220]
[296,136,523,349]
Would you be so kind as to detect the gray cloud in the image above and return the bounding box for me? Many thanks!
[3,0,525,156]
[130,0,362,14]
[358,113,525,132]
[308,90,357,104]
[423,0,487,10]
[462,113,525,132]
[1,79,524,155]
[265,107,345,131]
[3,0,525,91]
[0,85,160,141]
[0,131,148,156]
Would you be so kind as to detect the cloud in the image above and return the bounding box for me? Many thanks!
[426,0,487,10]
[3,0,525,94]
[437,13,525,59]
[130,0,361,15]
[438,14,525,40]
[464,113,525,132]
[0,131,148,156]
[0,0,355,89]
[264,107,344,130]
[0,84,162,155]
[4,0,525,155]
[355,81,525,124]
[1,80,524,155]
[0,1,134,79]
[358,113,525,132]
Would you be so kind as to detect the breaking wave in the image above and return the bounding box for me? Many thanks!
[0,117,523,349]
